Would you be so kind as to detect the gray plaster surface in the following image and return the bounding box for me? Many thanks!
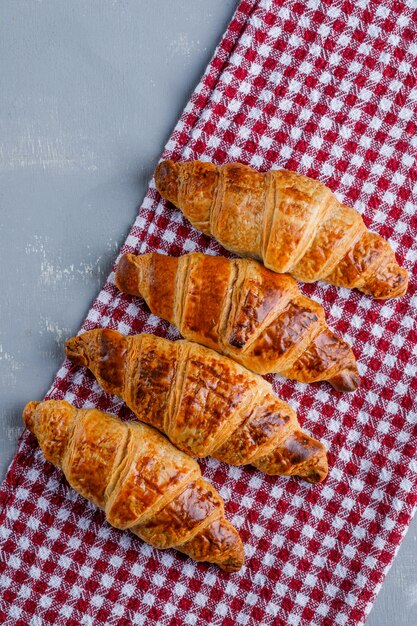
[0,2,415,623]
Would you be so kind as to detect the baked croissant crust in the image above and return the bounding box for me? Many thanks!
[66,329,328,483]
[154,160,408,300]
[116,252,359,392]
[23,400,244,571]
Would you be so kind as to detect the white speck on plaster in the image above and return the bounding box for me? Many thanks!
[25,234,106,287]
[39,259,105,286]
[24,234,48,256]
[39,261,75,286]
[168,33,199,58]
[106,237,119,252]
[0,133,99,172]
[39,318,71,346]
[0,107,99,172]
[4,425,23,444]
[0,344,23,387]
[407,583,417,607]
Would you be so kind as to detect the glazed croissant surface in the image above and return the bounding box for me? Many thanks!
[154,160,408,300]
[116,252,359,392]
[65,329,328,483]
[23,400,244,571]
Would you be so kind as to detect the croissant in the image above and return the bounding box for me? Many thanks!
[116,252,359,392]
[23,399,244,571]
[65,329,328,483]
[154,160,408,300]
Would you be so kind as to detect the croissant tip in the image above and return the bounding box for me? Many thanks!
[218,542,245,572]
[23,401,40,431]
[380,270,409,300]
[154,160,180,204]
[115,253,141,296]
[304,453,329,484]
[365,267,409,300]
[65,336,88,367]
[328,367,360,392]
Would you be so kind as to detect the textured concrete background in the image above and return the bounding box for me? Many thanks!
[0,1,415,623]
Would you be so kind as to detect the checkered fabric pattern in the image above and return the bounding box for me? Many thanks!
[1,0,417,624]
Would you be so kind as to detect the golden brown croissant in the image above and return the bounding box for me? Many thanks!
[65,329,328,483]
[116,252,359,392]
[154,160,408,300]
[23,399,244,571]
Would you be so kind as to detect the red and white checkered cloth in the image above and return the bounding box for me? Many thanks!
[1,1,416,624]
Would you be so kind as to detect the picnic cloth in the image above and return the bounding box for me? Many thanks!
[1,0,416,624]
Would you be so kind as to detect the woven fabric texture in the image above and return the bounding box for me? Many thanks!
[1,1,416,625]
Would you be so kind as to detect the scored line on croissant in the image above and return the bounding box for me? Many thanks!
[154,160,408,300]
[23,400,244,571]
[65,329,328,484]
[115,252,359,392]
